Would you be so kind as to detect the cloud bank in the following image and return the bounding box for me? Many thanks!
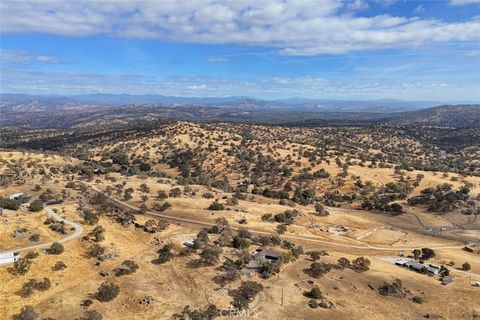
[2,69,479,101]
[1,0,480,55]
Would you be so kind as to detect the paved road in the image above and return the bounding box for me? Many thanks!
[86,183,465,252]
[0,206,84,257]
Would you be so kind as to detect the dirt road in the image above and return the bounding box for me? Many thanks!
[0,206,84,257]
[86,183,465,252]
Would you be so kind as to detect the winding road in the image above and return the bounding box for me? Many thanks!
[86,183,466,252]
[0,206,84,257]
[1,183,468,263]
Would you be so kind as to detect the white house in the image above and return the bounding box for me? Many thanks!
[183,239,195,247]
[0,252,20,265]
[9,192,29,202]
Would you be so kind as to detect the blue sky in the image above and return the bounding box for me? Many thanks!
[1,0,479,100]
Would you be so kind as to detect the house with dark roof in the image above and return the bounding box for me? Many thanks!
[252,248,283,264]
[242,247,284,273]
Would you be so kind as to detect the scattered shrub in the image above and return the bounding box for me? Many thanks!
[306,262,333,278]
[47,242,64,255]
[309,286,322,299]
[115,260,139,276]
[199,247,222,266]
[213,270,240,286]
[169,188,182,198]
[0,198,20,210]
[230,281,263,310]
[83,210,99,225]
[25,251,39,260]
[90,225,106,242]
[378,279,403,297]
[154,202,172,212]
[207,201,225,211]
[257,261,280,279]
[176,304,219,320]
[202,192,215,199]
[86,243,105,258]
[11,258,32,275]
[12,306,38,320]
[29,200,44,212]
[95,282,120,302]
[232,236,250,249]
[308,299,319,309]
[462,262,471,271]
[157,190,168,200]
[412,296,424,304]
[53,261,67,271]
[276,224,287,234]
[79,310,103,320]
[28,233,40,242]
[17,278,51,297]
[351,257,370,272]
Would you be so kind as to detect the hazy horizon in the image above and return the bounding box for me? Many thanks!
[3,92,480,105]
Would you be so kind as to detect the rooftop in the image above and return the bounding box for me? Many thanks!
[9,192,28,200]
[252,248,283,262]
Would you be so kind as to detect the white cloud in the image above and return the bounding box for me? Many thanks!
[2,69,479,100]
[450,0,480,5]
[0,49,64,65]
[345,0,369,11]
[465,50,480,56]
[207,57,229,63]
[414,5,425,14]
[1,0,480,55]
[374,0,398,6]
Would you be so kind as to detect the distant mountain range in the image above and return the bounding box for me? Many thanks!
[2,93,476,113]
[1,97,479,129]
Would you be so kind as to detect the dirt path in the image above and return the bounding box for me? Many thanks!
[86,183,465,252]
[0,206,84,256]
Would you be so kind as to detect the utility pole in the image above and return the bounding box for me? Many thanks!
[281,287,284,306]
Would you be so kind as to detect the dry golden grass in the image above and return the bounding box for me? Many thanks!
[1,123,480,320]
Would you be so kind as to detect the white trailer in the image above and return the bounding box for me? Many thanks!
[0,252,20,265]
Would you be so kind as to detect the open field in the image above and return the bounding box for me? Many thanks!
[1,121,480,320]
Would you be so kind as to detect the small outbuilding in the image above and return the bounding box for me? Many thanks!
[183,239,195,248]
[441,277,454,286]
[0,172,15,185]
[46,199,64,205]
[464,246,475,252]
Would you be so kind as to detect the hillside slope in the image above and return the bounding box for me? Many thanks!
[390,105,480,128]
[1,102,479,129]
